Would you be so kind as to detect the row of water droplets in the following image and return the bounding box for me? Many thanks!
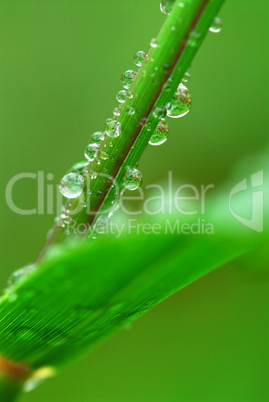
[59,3,222,202]
[160,0,223,34]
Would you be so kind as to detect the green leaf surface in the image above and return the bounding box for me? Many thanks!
[0,170,268,371]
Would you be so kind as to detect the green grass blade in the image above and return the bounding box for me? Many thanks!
[43,0,225,252]
[1,176,268,371]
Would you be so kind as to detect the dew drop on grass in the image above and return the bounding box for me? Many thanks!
[105,118,121,138]
[153,106,167,119]
[182,71,191,83]
[60,173,84,198]
[149,119,169,146]
[150,38,158,48]
[113,106,121,117]
[134,51,147,67]
[69,161,89,175]
[116,90,128,103]
[100,151,109,160]
[85,143,99,161]
[160,0,175,16]
[91,131,105,144]
[121,70,137,89]
[188,30,201,47]
[209,17,222,33]
[166,83,192,118]
[127,106,136,116]
[124,167,143,191]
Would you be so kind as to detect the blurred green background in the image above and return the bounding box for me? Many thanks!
[0,0,268,400]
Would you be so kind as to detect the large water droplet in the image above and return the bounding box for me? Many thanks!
[116,90,128,103]
[160,0,175,16]
[134,51,147,67]
[149,119,168,146]
[209,17,222,33]
[60,173,84,198]
[105,119,121,138]
[166,83,191,118]
[121,70,137,89]
[85,143,99,161]
[124,167,142,191]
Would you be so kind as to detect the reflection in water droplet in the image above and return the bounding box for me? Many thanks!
[134,51,147,67]
[124,167,143,191]
[116,90,128,103]
[85,143,99,161]
[121,70,137,89]
[60,173,84,198]
[149,119,169,146]
[160,0,175,16]
[91,131,105,144]
[166,83,192,118]
[105,119,121,138]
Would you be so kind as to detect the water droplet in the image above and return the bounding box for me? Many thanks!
[163,82,171,92]
[182,71,191,83]
[124,167,142,191]
[121,70,137,89]
[69,161,89,174]
[163,62,171,72]
[91,131,105,144]
[188,30,201,47]
[116,90,128,103]
[166,83,191,118]
[126,90,134,99]
[134,51,147,67]
[150,38,158,48]
[105,119,121,138]
[149,119,168,146]
[85,143,99,161]
[7,265,36,289]
[60,173,84,198]
[160,0,175,16]
[153,106,167,119]
[209,17,222,33]
[113,106,121,117]
[127,106,136,116]
[100,151,109,160]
